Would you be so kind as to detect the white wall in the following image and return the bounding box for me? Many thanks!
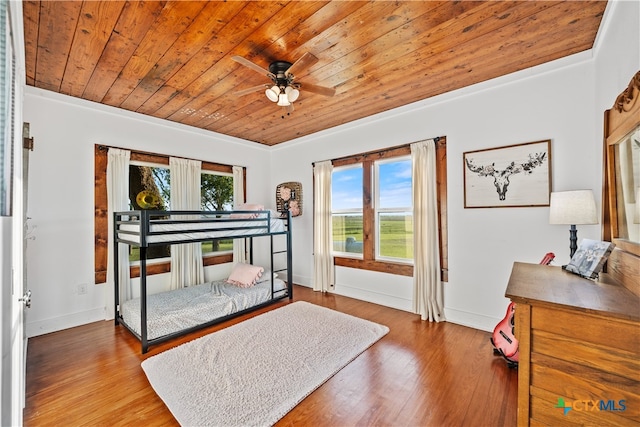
[270,0,639,331]
[21,0,638,336]
[22,90,274,336]
[593,0,640,117]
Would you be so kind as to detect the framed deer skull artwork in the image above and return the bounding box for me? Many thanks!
[463,139,551,208]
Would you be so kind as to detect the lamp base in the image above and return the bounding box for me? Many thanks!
[569,224,578,258]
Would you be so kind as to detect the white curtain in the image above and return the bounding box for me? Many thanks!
[106,148,131,319]
[411,139,444,322]
[313,161,334,292]
[169,157,204,289]
[232,165,246,264]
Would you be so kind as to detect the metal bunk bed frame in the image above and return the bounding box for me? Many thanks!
[113,209,292,353]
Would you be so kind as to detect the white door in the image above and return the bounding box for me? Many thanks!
[1,1,27,425]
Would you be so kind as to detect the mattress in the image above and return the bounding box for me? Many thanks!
[120,279,287,340]
[117,217,286,245]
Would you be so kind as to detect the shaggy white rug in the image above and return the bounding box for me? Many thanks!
[141,301,389,427]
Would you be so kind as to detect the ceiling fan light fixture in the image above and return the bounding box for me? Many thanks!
[265,86,280,102]
[285,86,300,102]
[277,92,291,106]
[234,53,334,110]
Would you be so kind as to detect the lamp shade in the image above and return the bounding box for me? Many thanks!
[265,86,280,102]
[277,92,291,106]
[549,190,598,225]
[285,86,299,102]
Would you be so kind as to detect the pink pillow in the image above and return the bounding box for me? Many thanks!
[230,203,265,219]
[226,263,264,288]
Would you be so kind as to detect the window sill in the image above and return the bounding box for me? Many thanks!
[334,257,413,277]
[130,253,233,278]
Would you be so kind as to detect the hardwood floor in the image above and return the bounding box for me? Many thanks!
[24,285,517,426]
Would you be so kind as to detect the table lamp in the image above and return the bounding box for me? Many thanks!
[549,190,598,258]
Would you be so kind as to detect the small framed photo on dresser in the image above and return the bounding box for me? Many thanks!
[563,239,615,279]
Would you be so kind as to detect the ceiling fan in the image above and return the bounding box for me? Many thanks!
[231,52,335,113]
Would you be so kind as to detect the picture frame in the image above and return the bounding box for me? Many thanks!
[463,139,551,208]
[563,238,615,279]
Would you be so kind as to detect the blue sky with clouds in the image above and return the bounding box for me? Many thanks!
[332,159,412,210]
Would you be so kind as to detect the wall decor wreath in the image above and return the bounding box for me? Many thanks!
[275,182,302,217]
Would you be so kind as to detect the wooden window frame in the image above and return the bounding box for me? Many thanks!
[331,139,448,281]
[94,145,245,284]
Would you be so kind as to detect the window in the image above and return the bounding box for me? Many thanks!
[329,140,448,279]
[331,157,413,262]
[127,162,234,262]
[94,146,243,283]
[331,165,363,255]
[129,163,171,262]
[200,170,234,254]
[375,157,413,261]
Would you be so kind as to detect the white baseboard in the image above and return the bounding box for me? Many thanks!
[331,284,413,313]
[299,281,499,332]
[26,307,106,337]
[292,274,311,288]
[444,307,499,333]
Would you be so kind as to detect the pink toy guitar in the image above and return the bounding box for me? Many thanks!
[490,253,554,368]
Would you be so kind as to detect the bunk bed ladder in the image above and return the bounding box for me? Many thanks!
[267,211,292,299]
[270,234,275,297]
[287,211,293,298]
[140,246,148,353]
[113,214,120,327]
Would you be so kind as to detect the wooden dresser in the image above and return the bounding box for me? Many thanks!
[505,262,639,426]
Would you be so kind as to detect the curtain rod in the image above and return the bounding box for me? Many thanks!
[312,136,443,166]
[96,143,170,158]
[96,144,204,163]
[95,144,237,171]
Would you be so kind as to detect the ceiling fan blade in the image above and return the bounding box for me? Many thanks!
[301,82,336,97]
[285,52,319,78]
[231,55,274,79]
[234,84,269,97]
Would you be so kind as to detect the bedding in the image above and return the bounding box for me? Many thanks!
[121,278,287,340]
[117,215,285,245]
[230,203,265,218]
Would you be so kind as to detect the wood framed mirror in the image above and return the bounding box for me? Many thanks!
[602,70,640,296]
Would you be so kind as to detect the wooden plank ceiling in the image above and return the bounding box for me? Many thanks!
[23,1,607,146]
